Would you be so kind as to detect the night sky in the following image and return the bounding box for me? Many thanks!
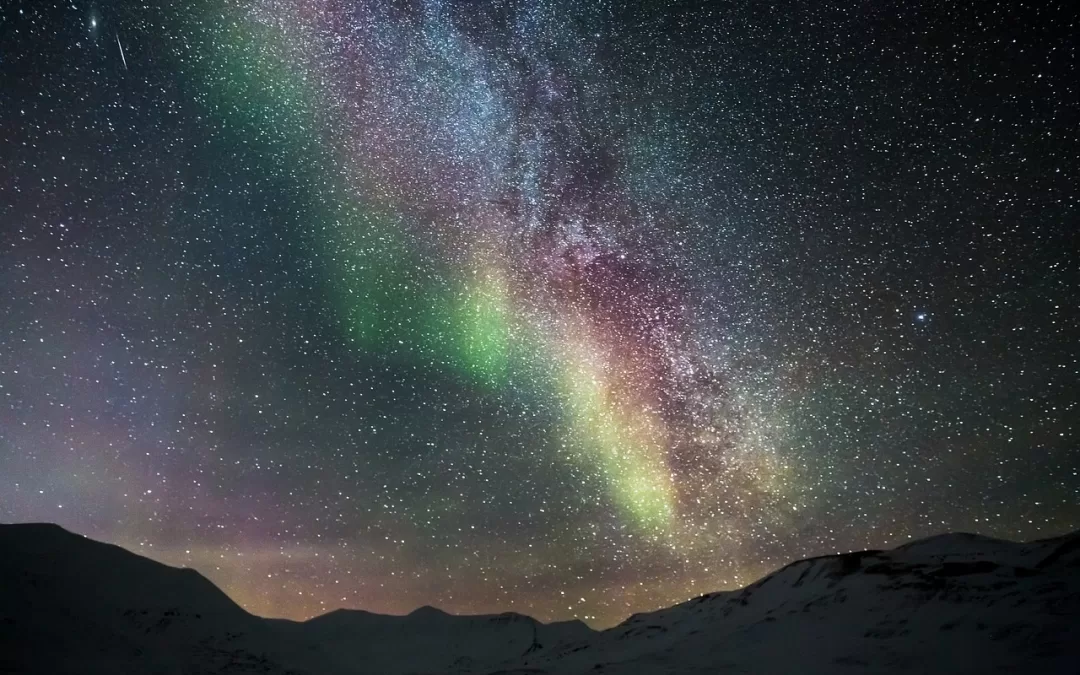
[1,0,1077,627]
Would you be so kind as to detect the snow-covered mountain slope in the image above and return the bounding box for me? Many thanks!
[1,522,1077,674]
[275,605,592,674]
[516,530,1080,674]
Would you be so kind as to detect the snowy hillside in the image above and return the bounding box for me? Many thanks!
[1,523,1077,674]
[517,530,1080,674]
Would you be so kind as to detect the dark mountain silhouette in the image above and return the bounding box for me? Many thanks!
[1,522,1077,674]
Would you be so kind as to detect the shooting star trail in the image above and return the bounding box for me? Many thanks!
[116,34,128,70]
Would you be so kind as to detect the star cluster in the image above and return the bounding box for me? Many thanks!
[1,0,1077,627]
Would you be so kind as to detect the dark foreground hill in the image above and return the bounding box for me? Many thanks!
[1,523,1078,674]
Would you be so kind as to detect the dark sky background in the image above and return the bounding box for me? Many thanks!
[1,0,1077,626]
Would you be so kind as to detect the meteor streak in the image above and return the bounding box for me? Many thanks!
[116,34,128,70]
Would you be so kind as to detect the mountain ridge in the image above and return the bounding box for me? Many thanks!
[2,522,1078,674]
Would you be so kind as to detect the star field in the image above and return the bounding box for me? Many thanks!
[1,0,1077,627]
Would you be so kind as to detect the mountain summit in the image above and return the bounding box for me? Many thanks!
[1,523,1077,674]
